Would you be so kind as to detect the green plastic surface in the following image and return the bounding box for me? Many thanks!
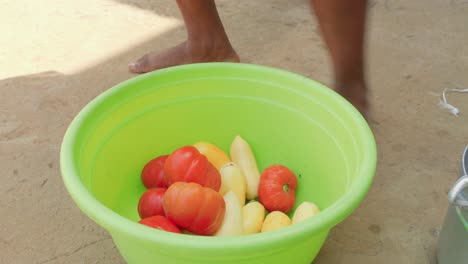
[60,63,377,264]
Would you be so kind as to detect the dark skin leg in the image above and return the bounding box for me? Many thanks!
[129,0,369,117]
[128,0,239,73]
[310,0,369,117]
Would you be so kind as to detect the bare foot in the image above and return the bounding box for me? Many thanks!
[335,80,369,119]
[128,41,240,73]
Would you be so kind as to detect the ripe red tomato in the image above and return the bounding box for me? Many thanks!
[258,165,298,213]
[139,215,181,233]
[164,146,221,191]
[138,188,166,219]
[163,182,225,236]
[141,155,169,188]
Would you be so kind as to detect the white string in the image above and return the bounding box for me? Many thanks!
[438,87,468,116]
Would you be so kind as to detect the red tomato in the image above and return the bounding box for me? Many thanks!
[138,188,166,219]
[163,182,225,236]
[164,146,221,191]
[141,155,169,188]
[258,165,298,213]
[139,215,181,233]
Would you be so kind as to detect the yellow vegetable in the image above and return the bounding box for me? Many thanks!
[230,135,260,200]
[215,192,243,236]
[194,141,230,170]
[261,211,291,233]
[220,162,247,205]
[242,201,266,234]
[292,201,320,224]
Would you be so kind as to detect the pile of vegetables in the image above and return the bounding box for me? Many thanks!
[137,136,320,236]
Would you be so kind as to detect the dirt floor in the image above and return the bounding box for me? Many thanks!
[1,0,468,263]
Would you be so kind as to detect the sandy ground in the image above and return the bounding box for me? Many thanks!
[1,0,468,263]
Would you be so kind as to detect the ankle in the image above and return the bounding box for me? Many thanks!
[186,35,235,60]
[334,78,368,102]
[335,76,366,91]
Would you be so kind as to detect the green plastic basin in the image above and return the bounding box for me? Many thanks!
[60,63,377,264]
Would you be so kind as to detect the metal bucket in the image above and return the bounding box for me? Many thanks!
[437,146,468,264]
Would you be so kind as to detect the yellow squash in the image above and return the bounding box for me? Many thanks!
[230,135,260,200]
[261,211,291,233]
[215,191,243,236]
[220,162,247,206]
[194,141,230,170]
[292,201,320,224]
[242,201,265,234]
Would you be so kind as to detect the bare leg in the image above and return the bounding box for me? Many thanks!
[310,0,369,117]
[129,0,239,73]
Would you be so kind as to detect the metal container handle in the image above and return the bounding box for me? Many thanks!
[448,146,468,207]
[448,176,468,207]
